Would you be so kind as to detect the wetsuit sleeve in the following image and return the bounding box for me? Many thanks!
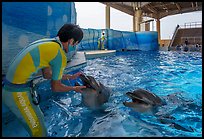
[49,49,65,80]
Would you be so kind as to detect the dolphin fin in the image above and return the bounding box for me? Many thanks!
[158,116,194,132]
[170,122,194,132]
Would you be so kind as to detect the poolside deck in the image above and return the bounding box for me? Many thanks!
[65,51,87,73]
[84,50,116,59]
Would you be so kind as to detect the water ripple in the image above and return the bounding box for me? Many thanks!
[38,51,201,137]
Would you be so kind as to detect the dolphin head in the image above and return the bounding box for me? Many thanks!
[76,74,111,109]
[123,88,164,114]
[79,74,101,91]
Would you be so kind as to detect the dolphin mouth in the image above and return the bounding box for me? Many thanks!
[124,92,149,105]
[79,74,102,92]
[79,74,94,88]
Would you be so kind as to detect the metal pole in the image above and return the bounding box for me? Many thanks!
[106,5,110,29]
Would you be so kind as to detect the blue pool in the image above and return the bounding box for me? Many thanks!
[36,51,202,137]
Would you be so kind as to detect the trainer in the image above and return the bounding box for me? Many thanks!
[2,23,86,137]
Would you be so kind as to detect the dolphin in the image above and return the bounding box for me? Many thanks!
[75,73,111,109]
[123,88,194,132]
[123,88,164,114]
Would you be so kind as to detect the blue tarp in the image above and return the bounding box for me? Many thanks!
[2,2,76,74]
[88,28,95,50]
[93,29,100,50]
[77,29,90,50]
[136,31,159,51]
[77,28,111,51]
[107,29,125,50]
[122,31,139,50]
[79,28,159,51]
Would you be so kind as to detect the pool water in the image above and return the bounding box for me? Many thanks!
[38,51,202,137]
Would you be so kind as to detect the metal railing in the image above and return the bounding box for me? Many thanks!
[180,21,202,29]
[169,25,180,47]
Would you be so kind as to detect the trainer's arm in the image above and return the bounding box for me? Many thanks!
[42,67,81,80]
[51,80,86,93]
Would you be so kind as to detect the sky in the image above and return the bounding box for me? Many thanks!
[75,2,202,40]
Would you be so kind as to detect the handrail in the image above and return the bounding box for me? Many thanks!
[169,25,180,47]
[179,21,202,29]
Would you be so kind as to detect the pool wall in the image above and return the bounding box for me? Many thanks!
[77,28,103,50]
[2,2,77,74]
[77,28,159,51]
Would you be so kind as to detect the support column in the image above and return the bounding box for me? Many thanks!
[133,15,135,31]
[133,9,142,32]
[145,22,150,31]
[156,18,161,46]
[106,5,110,29]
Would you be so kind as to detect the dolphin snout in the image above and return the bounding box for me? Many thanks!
[123,102,126,105]
[126,92,140,101]
[126,92,132,95]
[126,92,134,98]
[79,74,89,82]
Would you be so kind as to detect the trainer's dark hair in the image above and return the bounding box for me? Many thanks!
[57,24,83,43]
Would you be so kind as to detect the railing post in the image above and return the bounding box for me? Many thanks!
[169,25,179,47]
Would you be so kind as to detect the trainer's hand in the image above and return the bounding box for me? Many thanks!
[73,86,86,93]
[70,72,83,80]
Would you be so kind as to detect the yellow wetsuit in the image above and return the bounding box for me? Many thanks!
[2,37,67,137]
[98,35,106,50]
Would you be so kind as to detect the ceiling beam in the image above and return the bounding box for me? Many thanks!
[141,2,151,7]
[175,3,181,11]
[191,2,195,10]
[101,2,134,16]
[162,2,168,12]
[159,5,202,19]
[140,19,154,24]
[146,4,158,13]
[100,2,202,20]
[121,2,132,7]
[195,2,198,10]
[144,13,159,19]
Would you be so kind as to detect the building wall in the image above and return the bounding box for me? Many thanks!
[160,39,171,47]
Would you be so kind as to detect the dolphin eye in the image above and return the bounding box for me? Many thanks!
[99,91,102,94]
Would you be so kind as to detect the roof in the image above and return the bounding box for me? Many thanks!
[101,2,202,19]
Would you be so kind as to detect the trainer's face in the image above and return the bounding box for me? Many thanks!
[62,41,69,53]
[63,39,79,53]
[69,38,78,46]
